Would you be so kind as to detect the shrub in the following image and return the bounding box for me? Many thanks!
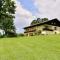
[18,33,24,37]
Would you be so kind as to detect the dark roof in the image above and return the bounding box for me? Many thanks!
[24,18,60,29]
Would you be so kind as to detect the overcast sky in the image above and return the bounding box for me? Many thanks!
[13,0,60,33]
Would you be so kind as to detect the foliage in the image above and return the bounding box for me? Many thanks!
[31,18,48,25]
[18,33,24,37]
[0,0,16,36]
[42,18,48,22]
[31,20,37,25]
[37,18,42,23]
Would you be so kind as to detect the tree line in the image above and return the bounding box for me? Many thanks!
[31,18,48,25]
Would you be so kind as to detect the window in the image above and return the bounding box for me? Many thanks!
[54,27,57,30]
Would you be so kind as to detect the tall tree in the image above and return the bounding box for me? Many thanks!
[0,0,16,36]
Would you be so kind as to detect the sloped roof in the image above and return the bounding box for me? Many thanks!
[24,18,60,29]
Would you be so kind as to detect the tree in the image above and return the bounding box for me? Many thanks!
[31,18,42,25]
[31,18,49,26]
[0,0,16,36]
[37,18,42,23]
[31,20,37,25]
[42,18,48,22]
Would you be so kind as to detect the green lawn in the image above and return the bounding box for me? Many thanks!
[0,35,60,60]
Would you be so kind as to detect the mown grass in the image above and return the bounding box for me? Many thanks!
[0,35,60,60]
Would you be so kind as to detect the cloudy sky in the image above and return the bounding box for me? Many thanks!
[13,0,60,33]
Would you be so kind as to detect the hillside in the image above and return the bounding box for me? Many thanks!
[0,35,60,60]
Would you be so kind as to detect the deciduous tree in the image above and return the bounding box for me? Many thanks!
[0,0,16,36]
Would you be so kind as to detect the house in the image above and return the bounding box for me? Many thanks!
[24,19,60,36]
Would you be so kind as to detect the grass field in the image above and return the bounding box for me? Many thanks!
[0,35,60,60]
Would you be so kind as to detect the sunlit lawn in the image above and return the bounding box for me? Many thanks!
[0,35,60,60]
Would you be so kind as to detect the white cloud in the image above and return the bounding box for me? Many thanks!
[33,0,60,19]
[12,0,36,33]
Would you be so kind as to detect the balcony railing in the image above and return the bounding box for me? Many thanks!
[24,29,36,33]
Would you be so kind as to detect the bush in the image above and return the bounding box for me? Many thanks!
[5,31,17,37]
[18,33,24,37]
[0,35,4,38]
